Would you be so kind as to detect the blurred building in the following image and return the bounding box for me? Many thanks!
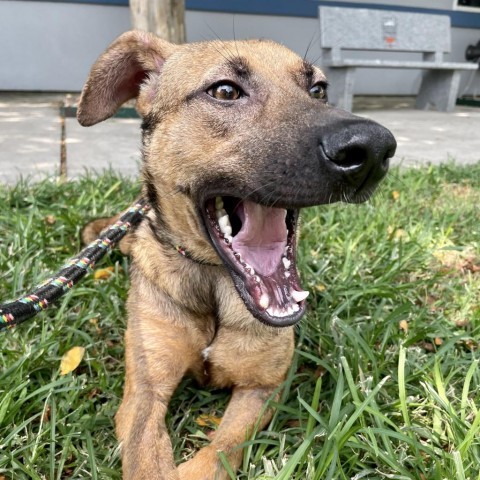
[1,0,479,95]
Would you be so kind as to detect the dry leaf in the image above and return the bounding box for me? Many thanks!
[434,337,443,346]
[94,266,115,281]
[392,190,400,201]
[465,339,476,351]
[433,247,479,274]
[44,215,56,225]
[399,319,409,333]
[60,346,85,375]
[455,318,470,328]
[195,413,221,428]
[315,283,326,292]
[89,317,102,334]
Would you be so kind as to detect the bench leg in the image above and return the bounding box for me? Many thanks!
[416,70,461,113]
[325,67,356,112]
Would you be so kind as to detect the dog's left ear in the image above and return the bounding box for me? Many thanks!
[77,30,176,126]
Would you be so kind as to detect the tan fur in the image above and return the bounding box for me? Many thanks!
[79,32,300,479]
[77,31,364,479]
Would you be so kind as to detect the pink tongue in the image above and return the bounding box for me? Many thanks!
[232,200,288,276]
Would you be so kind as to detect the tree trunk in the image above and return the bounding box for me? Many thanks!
[130,0,185,44]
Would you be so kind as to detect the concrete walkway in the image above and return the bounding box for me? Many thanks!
[0,93,479,184]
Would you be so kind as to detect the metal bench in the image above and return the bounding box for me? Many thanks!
[319,6,478,112]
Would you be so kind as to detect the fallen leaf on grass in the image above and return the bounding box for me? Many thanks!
[44,215,56,225]
[94,266,115,280]
[455,318,470,328]
[42,405,51,422]
[433,247,480,274]
[195,413,221,428]
[465,339,477,351]
[434,337,443,346]
[387,226,408,241]
[391,190,400,201]
[89,317,102,334]
[60,346,85,375]
[399,319,409,333]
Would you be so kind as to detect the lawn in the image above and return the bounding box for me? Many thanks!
[0,164,479,480]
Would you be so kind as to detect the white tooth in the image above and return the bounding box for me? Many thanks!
[291,289,309,303]
[215,197,224,209]
[267,307,275,317]
[216,208,227,219]
[292,303,300,312]
[225,234,233,243]
[259,293,270,309]
[284,246,290,255]
[286,306,294,315]
[285,271,291,278]
[223,225,232,236]
[218,215,231,233]
[282,257,291,269]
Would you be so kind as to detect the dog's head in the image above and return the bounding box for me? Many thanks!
[78,31,396,327]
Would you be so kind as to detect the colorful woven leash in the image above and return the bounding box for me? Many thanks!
[0,198,150,331]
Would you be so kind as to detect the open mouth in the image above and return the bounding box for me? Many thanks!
[203,196,308,327]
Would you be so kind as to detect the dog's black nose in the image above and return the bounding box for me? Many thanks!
[319,117,396,187]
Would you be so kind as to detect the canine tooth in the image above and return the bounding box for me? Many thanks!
[259,293,270,309]
[282,257,291,269]
[215,197,224,210]
[291,289,309,303]
[218,215,231,233]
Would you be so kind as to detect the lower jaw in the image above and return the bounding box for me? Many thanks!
[231,267,307,327]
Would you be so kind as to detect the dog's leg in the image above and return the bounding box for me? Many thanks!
[116,316,204,480]
[177,385,277,479]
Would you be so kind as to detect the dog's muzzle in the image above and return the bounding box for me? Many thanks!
[199,107,397,327]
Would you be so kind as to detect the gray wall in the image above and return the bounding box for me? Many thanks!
[0,1,478,95]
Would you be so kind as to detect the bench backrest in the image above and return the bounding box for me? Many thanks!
[319,6,451,62]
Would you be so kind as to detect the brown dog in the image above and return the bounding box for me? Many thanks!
[78,31,396,479]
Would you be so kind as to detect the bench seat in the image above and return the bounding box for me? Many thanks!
[319,6,479,112]
[327,60,478,70]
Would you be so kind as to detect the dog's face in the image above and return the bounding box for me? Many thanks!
[78,31,396,327]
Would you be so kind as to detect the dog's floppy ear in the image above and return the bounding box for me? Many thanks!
[77,30,176,126]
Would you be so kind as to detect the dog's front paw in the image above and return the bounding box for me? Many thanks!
[177,446,235,480]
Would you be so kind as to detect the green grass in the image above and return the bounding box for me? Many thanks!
[1,164,479,479]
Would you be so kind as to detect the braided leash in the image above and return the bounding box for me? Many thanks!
[0,198,150,331]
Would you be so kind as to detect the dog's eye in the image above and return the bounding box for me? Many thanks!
[309,82,327,100]
[207,82,243,101]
